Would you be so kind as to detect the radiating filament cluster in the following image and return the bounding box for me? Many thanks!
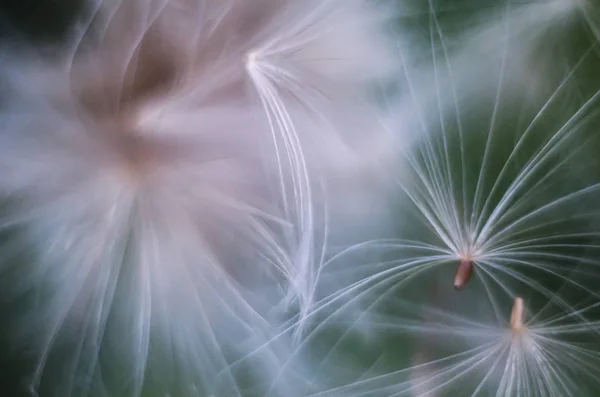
[0,0,599,396]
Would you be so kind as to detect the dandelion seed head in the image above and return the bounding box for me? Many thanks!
[0,0,403,395]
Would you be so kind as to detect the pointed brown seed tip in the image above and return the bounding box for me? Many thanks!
[454,259,473,290]
[511,297,525,332]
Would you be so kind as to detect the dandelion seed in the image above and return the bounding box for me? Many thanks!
[510,296,525,334]
[302,275,600,396]
[453,259,474,290]
[374,0,600,308]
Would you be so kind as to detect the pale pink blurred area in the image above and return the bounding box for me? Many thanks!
[0,1,406,395]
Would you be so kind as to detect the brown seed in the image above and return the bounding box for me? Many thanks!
[511,296,525,332]
[454,259,474,290]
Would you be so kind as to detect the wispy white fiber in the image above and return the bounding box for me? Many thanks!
[0,0,400,396]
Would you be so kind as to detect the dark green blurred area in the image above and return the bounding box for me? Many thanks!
[0,0,83,43]
[0,3,86,395]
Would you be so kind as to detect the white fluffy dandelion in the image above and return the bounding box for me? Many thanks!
[389,0,600,297]
[0,0,400,395]
[303,277,600,396]
[3,0,600,396]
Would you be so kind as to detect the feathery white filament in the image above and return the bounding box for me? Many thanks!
[0,0,398,396]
